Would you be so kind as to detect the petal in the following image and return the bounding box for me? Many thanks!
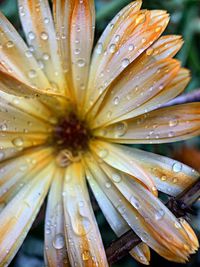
[63,162,108,267]
[84,7,169,114]
[45,168,70,267]
[90,140,157,195]
[85,154,194,263]
[0,11,50,88]
[90,141,199,196]
[94,103,200,144]
[0,161,54,266]
[18,0,66,94]
[88,35,184,125]
[0,147,53,206]
[90,58,180,128]
[84,155,150,264]
[69,0,95,111]
[129,243,150,265]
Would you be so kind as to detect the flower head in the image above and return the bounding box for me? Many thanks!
[0,0,199,266]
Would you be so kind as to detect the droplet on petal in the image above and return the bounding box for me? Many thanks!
[52,233,65,249]
[172,162,182,173]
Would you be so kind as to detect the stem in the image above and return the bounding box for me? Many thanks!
[106,179,200,265]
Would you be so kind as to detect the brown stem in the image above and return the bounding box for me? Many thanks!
[106,178,200,265]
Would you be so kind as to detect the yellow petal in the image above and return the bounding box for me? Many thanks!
[90,140,157,195]
[84,8,169,114]
[0,11,50,88]
[90,142,199,196]
[85,154,193,263]
[90,58,180,128]
[0,161,54,266]
[63,162,108,267]
[69,0,95,112]
[0,147,53,206]
[130,243,150,265]
[18,0,66,94]
[45,168,70,267]
[94,103,200,144]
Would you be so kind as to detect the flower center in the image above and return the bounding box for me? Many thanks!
[53,113,91,167]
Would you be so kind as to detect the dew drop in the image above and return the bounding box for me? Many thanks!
[161,175,167,181]
[97,148,108,159]
[0,123,7,131]
[155,209,165,221]
[96,43,103,55]
[40,32,49,40]
[113,96,120,105]
[28,31,36,40]
[109,43,116,53]
[12,137,24,147]
[43,53,50,61]
[53,233,65,249]
[111,173,122,183]
[25,50,33,58]
[6,41,14,48]
[44,17,50,24]
[0,151,5,161]
[77,59,86,68]
[169,118,178,127]
[121,58,130,68]
[105,182,111,188]
[115,122,127,137]
[146,47,154,56]
[128,44,135,51]
[172,162,182,173]
[136,13,146,24]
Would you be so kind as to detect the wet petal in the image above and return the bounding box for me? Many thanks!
[90,140,157,195]
[84,7,169,114]
[0,11,50,88]
[90,141,199,196]
[85,154,194,263]
[0,161,54,266]
[88,35,184,125]
[94,103,200,144]
[18,0,66,94]
[0,147,53,207]
[63,162,108,267]
[90,58,180,128]
[45,168,70,267]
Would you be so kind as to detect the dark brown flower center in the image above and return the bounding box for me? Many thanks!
[54,113,91,153]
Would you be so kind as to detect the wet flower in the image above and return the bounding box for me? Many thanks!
[0,0,200,266]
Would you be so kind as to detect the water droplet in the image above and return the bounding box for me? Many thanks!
[77,59,86,68]
[28,31,36,40]
[105,182,111,188]
[25,50,33,58]
[6,41,14,48]
[115,122,127,137]
[146,48,154,56]
[44,17,50,24]
[0,123,7,131]
[161,175,167,181]
[121,58,130,68]
[40,32,49,40]
[74,48,80,55]
[12,137,24,147]
[28,69,37,78]
[130,196,140,209]
[96,43,103,55]
[141,38,146,44]
[174,221,182,229]
[172,162,182,173]
[113,96,120,105]
[111,173,122,183]
[115,34,120,42]
[53,233,65,249]
[97,148,108,159]
[43,53,50,61]
[82,250,90,261]
[136,13,146,24]
[169,118,178,127]
[128,44,135,51]
[109,43,116,53]
[155,209,165,221]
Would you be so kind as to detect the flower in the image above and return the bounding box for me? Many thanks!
[0,0,199,266]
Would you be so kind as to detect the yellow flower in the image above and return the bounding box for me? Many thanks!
[0,0,199,266]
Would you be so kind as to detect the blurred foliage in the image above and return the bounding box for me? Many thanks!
[0,0,199,266]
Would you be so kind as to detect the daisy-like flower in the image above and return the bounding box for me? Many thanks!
[0,0,200,266]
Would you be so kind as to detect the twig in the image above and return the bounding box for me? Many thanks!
[106,178,200,265]
[162,89,200,107]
